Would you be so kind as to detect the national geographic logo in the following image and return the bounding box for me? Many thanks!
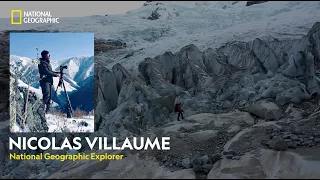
[11,10,60,25]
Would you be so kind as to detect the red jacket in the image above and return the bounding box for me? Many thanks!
[176,104,182,111]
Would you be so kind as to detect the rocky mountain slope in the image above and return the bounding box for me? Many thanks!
[9,75,48,132]
[9,73,94,133]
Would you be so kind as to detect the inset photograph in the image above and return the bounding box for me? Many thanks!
[9,32,94,133]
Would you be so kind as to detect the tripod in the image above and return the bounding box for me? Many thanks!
[54,68,73,118]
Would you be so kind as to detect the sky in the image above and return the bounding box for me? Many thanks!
[0,1,145,18]
[10,32,94,60]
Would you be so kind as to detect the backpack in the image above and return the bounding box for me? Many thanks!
[175,104,179,112]
[175,104,181,112]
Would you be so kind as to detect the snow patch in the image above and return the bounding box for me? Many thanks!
[10,55,33,67]
[11,121,31,133]
[66,60,79,80]
[17,79,42,96]
[85,64,94,79]
[46,114,94,133]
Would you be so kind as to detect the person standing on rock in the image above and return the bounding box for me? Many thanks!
[175,103,184,121]
[38,50,60,114]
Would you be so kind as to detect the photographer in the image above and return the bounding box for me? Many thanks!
[38,50,60,113]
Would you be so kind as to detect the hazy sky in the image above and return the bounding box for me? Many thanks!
[10,33,94,60]
[0,1,145,18]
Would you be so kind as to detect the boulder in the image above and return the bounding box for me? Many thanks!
[182,158,191,168]
[201,155,209,165]
[248,100,283,120]
[211,154,222,164]
[208,148,320,179]
[192,156,203,172]
[272,140,289,151]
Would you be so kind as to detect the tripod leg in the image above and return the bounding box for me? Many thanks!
[55,85,59,97]
[46,84,52,113]
[62,80,73,118]
[51,81,60,106]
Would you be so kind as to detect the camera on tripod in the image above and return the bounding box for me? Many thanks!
[54,64,73,118]
[58,65,68,78]
[60,65,68,71]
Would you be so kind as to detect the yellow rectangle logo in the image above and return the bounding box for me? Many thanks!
[11,10,22,25]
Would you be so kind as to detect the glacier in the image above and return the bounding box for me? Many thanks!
[2,1,320,71]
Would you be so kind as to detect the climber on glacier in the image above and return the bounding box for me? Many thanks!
[175,103,184,121]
